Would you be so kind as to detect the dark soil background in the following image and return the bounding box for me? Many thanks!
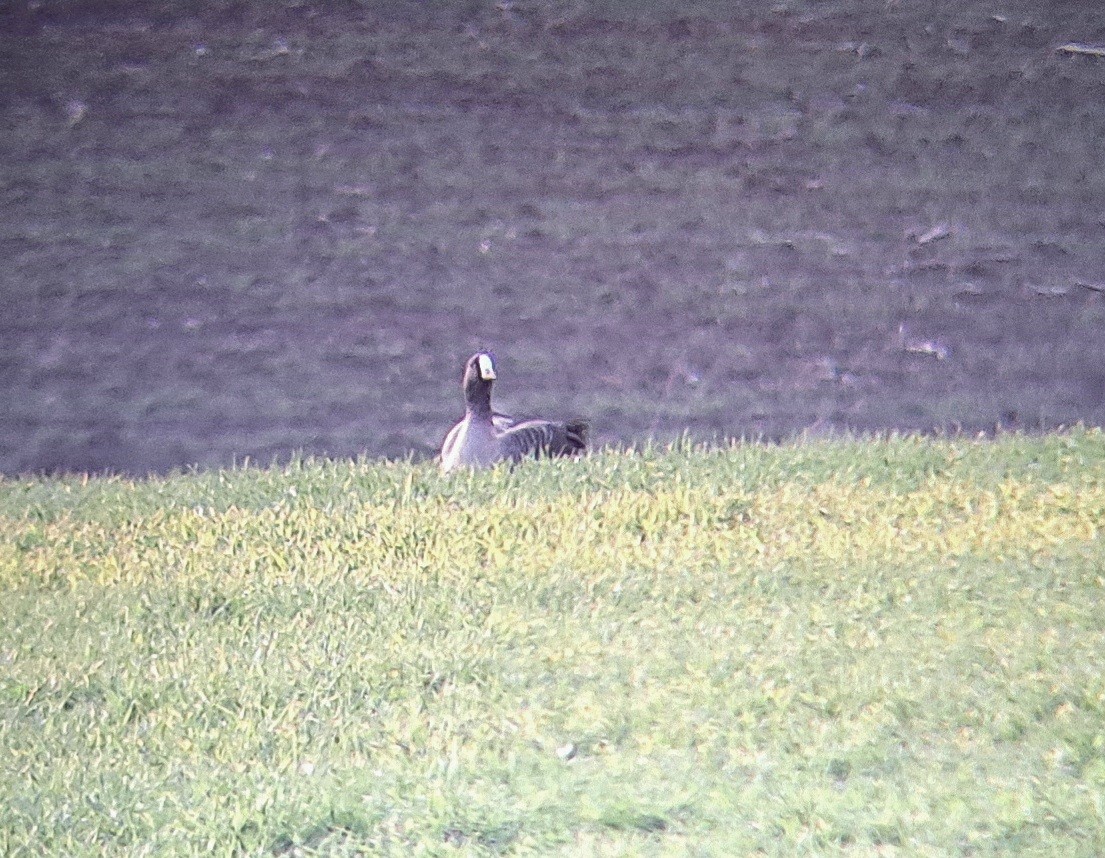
[2,0,1103,475]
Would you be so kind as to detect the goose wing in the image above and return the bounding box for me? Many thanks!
[491,411,517,432]
[497,418,588,462]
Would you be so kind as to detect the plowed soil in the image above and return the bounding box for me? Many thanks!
[2,1,1103,474]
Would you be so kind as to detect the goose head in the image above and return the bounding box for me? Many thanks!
[462,352,497,414]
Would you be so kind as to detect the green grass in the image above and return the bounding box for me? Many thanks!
[2,431,1104,855]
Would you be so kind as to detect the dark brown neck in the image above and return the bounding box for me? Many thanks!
[465,376,493,418]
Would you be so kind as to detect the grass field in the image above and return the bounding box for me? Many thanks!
[2,431,1104,855]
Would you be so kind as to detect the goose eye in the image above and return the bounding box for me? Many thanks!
[477,354,496,380]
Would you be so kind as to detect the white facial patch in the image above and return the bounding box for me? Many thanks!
[477,353,496,381]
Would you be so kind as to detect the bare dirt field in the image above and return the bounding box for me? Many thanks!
[2,0,1103,475]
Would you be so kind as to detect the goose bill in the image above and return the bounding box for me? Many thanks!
[477,354,496,381]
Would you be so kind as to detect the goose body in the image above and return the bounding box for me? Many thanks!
[440,353,588,472]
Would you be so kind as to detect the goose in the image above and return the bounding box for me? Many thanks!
[440,352,588,472]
